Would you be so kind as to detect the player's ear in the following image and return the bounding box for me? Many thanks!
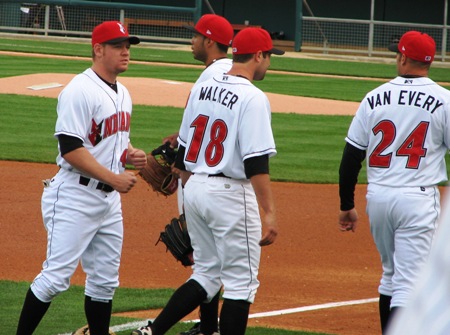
[400,53,408,65]
[93,43,104,58]
[254,51,263,63]
[205,37,216,48]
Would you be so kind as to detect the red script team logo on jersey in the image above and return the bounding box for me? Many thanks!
[88,111,131,146]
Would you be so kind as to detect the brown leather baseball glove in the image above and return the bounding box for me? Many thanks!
[138,142,178,196]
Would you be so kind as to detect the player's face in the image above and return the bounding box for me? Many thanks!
[253,51,271,81]
[191,33,207,63]
[101,41,131,75]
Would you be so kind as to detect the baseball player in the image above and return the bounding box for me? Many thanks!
[338,31,450,334]
[132,27,283,335]
[160,14,234,335]
[16,21,147,335]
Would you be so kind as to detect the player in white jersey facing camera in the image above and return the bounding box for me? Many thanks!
[132,27,283,335]
[16,21,147,335]
[338,30,450,334]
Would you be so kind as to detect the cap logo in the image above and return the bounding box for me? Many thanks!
[117,22,125,34]
[206,29,212,35]
[425,56,432,61]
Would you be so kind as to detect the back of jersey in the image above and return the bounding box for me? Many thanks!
[346,76,450,187]
[178,74,276,180]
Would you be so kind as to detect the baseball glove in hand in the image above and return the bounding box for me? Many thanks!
[139,142,178,196]
[157,214,194,266]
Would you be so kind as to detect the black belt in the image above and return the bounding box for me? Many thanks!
[79,176,114,193]
[208,173,230,178]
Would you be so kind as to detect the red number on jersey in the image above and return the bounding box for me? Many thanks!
[185,114,228,167]
[186,115,209,163]
[205,119,228,166]
[369,120,396,168]
[369,120,429,169]
[397,122,428,169]
[120,149,128,168]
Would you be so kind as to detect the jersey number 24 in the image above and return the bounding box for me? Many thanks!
[369,120,429,169]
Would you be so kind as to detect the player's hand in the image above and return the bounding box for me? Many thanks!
[111,171,137,193]
[128,148,147,169]
[260,212,278,246]
[162,132,179,148]
[338,208,359,232]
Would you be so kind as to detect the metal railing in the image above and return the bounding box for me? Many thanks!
[0,0,448,61]
[0,0,201,43]
[301,17,449,61]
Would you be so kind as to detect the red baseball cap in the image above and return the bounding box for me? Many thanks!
[388,31,435,63]
[232,27,285,55]
[92,21,140,47]
[184,14,234,46]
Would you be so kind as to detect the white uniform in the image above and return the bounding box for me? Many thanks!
[178,74,276,303]
[32,68,132,302]
[176,58,233,214]
[387,193,450,335]
[346,76,450,308]
[194,58,232,85]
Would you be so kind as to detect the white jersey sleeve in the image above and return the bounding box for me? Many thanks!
[346,76,450,187]
[55,68,133,174]
[178,74,276,179]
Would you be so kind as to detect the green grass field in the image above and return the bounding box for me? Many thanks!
[1,35,448,335]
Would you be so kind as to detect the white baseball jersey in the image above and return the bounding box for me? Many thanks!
[346,76,450,186]
[178,74,276,304]
[55,68,131,174]
[194,58,232,85]
[345,76,450,309]
[178,74,276,179]
[175,58,233,215]
[32,68,133,303]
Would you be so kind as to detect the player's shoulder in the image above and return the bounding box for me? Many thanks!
[197,58,232,83]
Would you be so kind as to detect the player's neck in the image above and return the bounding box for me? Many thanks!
[227,64,253,82]
[91,65,118,85]
[205,53,228,67]
[91,68,118,92]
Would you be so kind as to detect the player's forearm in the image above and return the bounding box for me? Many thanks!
[62,147,118,185]
[250,173,275,216]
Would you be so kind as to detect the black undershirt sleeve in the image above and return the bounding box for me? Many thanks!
[244,154,269,179]
[174,145,186,171]
[339,142,366,211]
[174,146,269,179]
[58,134,83,156]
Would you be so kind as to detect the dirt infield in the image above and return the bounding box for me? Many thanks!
[0,161,380,335]
[0,73,360,115]
[0,72,382,335]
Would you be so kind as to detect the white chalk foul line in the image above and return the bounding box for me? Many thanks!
[248,297,378,318]
[59,297,378,334]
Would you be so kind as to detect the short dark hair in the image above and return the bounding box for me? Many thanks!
[217,42,229,54]
[232,51,270,63]
[232,53,253,63]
